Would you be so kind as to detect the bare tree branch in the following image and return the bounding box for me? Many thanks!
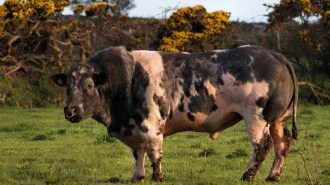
[299,82,330,103]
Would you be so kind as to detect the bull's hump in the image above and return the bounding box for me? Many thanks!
[130,51,164,81]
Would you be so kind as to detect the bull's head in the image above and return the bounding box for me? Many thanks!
[52,64,106,123]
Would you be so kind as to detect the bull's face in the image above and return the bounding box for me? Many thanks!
[52,64,106,123]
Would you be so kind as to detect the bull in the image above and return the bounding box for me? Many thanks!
[52,45,298,182]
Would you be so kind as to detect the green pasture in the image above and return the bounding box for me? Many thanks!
[0,105,329,184]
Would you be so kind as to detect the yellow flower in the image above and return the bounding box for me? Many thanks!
[316,43,323,52]
[323,10,330,25]
[109,3,117,13]
[161,31,191,52]
[202,10,231,35]
[53,0,70,12]
[0,6,6,18]
[32,1,56,19]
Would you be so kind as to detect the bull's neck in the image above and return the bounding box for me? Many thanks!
[92,86,131,128]
[91,57,135,129]
[92,102,111,127]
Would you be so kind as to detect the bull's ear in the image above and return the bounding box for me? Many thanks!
[51,73,67,86]
[93,72,107,86]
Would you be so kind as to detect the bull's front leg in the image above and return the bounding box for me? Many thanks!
[131,148,146,183]
[145,133,164,182]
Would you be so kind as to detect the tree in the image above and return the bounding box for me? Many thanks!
[110,0,135,14]
[265,0,330,73]
[265,0,329,27]
[159,5,231,52]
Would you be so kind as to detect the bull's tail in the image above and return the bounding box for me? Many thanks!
[286,61,298,140]
[270,51,299,140]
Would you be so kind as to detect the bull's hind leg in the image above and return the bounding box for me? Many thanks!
[241,117,273,181]
[266,120,291,182]
[131,148,146,183]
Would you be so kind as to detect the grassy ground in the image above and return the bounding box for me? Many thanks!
[0,105,329,185]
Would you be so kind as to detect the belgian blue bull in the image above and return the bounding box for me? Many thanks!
[52,45,298,182]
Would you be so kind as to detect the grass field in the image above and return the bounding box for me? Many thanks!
[0,105,329,185]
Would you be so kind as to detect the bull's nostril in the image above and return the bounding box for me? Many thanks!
[64,106,78,119]
[67,112,73,118]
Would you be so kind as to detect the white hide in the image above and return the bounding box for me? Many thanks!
[130,51,166,135]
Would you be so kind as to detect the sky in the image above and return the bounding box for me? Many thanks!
[0,0,280,22]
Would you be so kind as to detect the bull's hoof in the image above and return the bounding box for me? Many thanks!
[152,174,164,182]
[152,176,164,182]
[131,176,145,183]
[241,172,255,182]
[266,175,280,182]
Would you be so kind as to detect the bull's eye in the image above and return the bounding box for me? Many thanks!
[87,84,93,89]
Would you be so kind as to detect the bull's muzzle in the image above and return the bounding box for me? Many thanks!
[64,106,80,122]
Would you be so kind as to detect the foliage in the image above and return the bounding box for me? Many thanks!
[160,5,232,52]
[265,0,330,74]
[266,0,330,26]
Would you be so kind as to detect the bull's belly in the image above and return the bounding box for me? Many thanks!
[164,108,242,137]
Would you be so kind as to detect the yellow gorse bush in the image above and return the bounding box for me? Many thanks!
[299,29,310,43]
[109,4,117,12]
[85,2,120,17]
[2,0,32,23]
[74,3,85,15]
[299,29,324,52]
[168,5,206,31]
[323,10,330,26]
[85,2,109,16]
[276,0,329,20]
[160,5,231,52]
[202,11,231,35]
[0,0,70,23]
[31,0,56,19]
[267,0,329,54]
[161,31,191,52]
[53,0,70,12]
[0,0,72,35]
